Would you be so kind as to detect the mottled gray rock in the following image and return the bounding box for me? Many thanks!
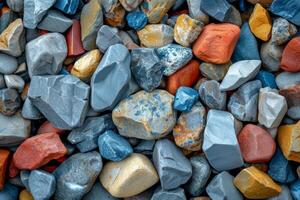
[91,44,131,112]
[0,88,21,116]
[153,139,192,190]
[96,25,123,53]
[6,0,24,12]
[37,10,73,33]
[0,54,18,75]
[271,18,297,45]
[113,90,177,140]
[187,0,209,24]
[203,110,244,171]
[206,171,243,200]
[131,48,164,92]
[20,170,30,191]
[4,75,25,93]
[21,98,43,120]
[276,72,300,90]
[200,0,232,22]
[28,75,90,130]
[54,152,102,200]
[267,185,293,200]
[134,140,155,156]
[261,40,283,72]
[151,186,186,200]
[29,170,56,200]
[220,60,261,91]
[200,62,230,81]
[83,182,119,200]
[26,33,67,77]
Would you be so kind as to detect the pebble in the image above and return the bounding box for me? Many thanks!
[271,18,297,45]
[200,0,232,22]
[281,37,300,72]
[6,0,23,12]
[173,86,199,112]
[261,40,284,72]
[83,182,119,200]
[141,0,175,24]
[0,183,19,200]
[0,53,18,75]
[134,140,155,156]
[268,185,293,200]
[37,10,73,33]
[126,12,147,30]
[54,0,79,15]
[0,88,21,116]
[66,20,85,56]
[96,25,123,53]
[19,189,33,200]
[270,0,300,26]
[256,70,277,89]
[276,72,300,90]
[290,179,300,200]
[4,75,25,93]
[199,62,230,81]
[187,0,209,24]
[0,150,10,189]
[151,186,186,200]
[119,0,142,11]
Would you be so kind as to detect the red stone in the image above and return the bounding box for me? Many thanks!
[13,132,67,170]
[238,124,276,163]
[37,121,65,136]
[0,150,10,189]
[8,160,19,178]
[281,37,300,72]
[38,29,49,35]
[66,19,85,57]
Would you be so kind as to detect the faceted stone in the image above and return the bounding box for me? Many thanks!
[100,153,158,198]
[200,0,232,22]
[4,75,25,93]
[200,62,230,81]
[91,44,131,112]
[203,110,244,171]
[151,186,186,200]
[234,166,282,199]
[206,171,243,200]
[290,179,300,200]
[37,10,73,33]
[54,0,79,15]
[256,70,277,89]
[80,0,103,50]
[83,182,119,200]
[66,20,85,56]
[26,33,67,77]
[0,53,18,75]
[228,80,262,122]
[276,72,300,90]
[193,23,240,64]
[28,170,56,200]
[187,0,209,24]
[0,183,19,200]
[21,98,43,120]
[126,11,147,30]
[271,18,297,45]
[6,0,23,12]
[220,60,261,91]
[19,189,33,200]
[0,88,21,116]
[173,87,199,112]
[261,40,284,72]
[137,24,174,48]
[54,152,102,200]
[141,0,176,23]
[0,18,25,57]
[270,0,300,26]
[96,25,123,53]
[0,150,10,189]
[267,185,293,200]
[199,80,227,110]
[102,0,125,27]
[153,139,192,190]
[281,37,300,72]
[258,87,287,128]
[186,156,211,196]
[119,0,142,11]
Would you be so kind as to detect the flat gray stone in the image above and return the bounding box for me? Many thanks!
[28,75,90,130]
[83,182,119,200]
[29,170,56,200]
[20,170,30,191]
[267,185,293,200]
[276,72,300,90]
[4,75,25,93]
[96,25,123,53]
[271,18,297,45]
[261,40,283,72]
[187,0,209,24]
[151,186,186,200]
[6,0,24,12]
[0,54,18,75]
[0,88,21,116]
[21,98,43,120]
[37,10,73,33]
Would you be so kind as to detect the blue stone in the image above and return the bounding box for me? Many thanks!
[174,86,199,112]
[256,70,277,89]
[98,130,133,161]
[239,0,247,12]
[0,183,19,200]
[126,11,148,30]
[54,0,80,15]
[232,23,260,62]
[270,0,300,26]
[290,180,300,200]
[268,149,296,184]
[59,68,70,75]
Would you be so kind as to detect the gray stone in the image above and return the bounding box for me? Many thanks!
[151,186,186,200]
[153,139,192,190]
[276,72,300,90]
[267,185,293,200]
[187,0,209,24]
[6,0,24,12]
[29,170,56,200]
[206,171,243,200]
[271,18,297,45]
[203,110,244,171]
[37,10,73,33]
[220,60,261,91]
[54,152,102,200]
[83,182,119,200]
[96,25,123,53]
[228,80,262,122]
[0,88,21,116]
[118,30,140,50]
[91,44,131,111]
[200,62,230,81]
[200,0,232,22]
[261,40,284,72]
[21,98,44,120]
[25,28,39,42]
[14,63,27,75]
[4,75,25,93]
[0,54,18,75]
[0,8,18,33]
[0,75,5,89]
[134,140,155,156]
[28,75,90,130]
[20,170,30,191]
[126,189,154,200]
[226,5,242,26]
[25,33,67,77]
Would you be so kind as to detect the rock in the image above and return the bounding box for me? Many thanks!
[137,24,174,48]
[113,90,176,140]
[256,70,277,89]
[261,40,284,72]
[134,140,155,156]
[200,62,230,81]
[54,0,79,15]
[187,0,209,24]
[118,30,140,50]
[281,36,300,72]
[200,0,232,22]
[0,54,18,75]
[203,110,244,171]
[20,171,30,191]
[91,44,131,112]
[119,0,142,11]
[290,179,300,200]
[267,185,293,200]
[0,183,19,200]
[54,152,102,200]
[26,33,67,77]
[102,0,126,27]
[141,0,176,23]
[37,10,73,33]
[279,84,300,120]
[0,88,21,116]
[6,0,23,12]
[234,166,282,199]
[124,189,154,200]
[206,171,243,200]
[0,7,18,33]
[276,72,300,90]
[193,23,240,64]
[96,25,123,53]
[13,132,67,170]
[0,75,5,89]
[258,87,287,128]
[100,153,158,198]
[66,20,85,56]
[271,18,297,45]
[220,60,261,91]
[151,186,186,200]
[37,121,65,135]
[4,75,25,93]
[153,139,192,190]
[126,11,147,30]
[28,170,56,200]
[270,0,300,26]
[0,150,10,189]
[83,182,119,200]
[228,80,262,122]
[226,5,242,26]
[173,87,199,112]
[19,189,33,200]
[80,0,103,50]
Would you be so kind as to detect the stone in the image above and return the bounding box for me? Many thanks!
[0,18,25,57]
[124,189,154,200]
[28,170,56,200]
[228,80,262,122]
[37,121,65,135]
[290,179,300,200]
[119,0,142,11]
[261,40,284,72]
[91,44,131,112]
[66,20,85,56]
[4,75,25,93]
[37,10,73,33]
[126,11,147,30]
[226,5,242,26]
[80,0,103,50]
[279,84,300,120]
[6,0,23,12]
[203,110,244,171]
[134,140,155,156]
[118,30,140,50]
[271,18,297,45]
[100,153,158,198]
[199,80,227,110]
[54,0,79,15]
[26,33,67,77]
[200,0,232,22]
[256,70,277,89]
[206,171,243,200]
[0,54,18,75]
[141,0,175,23]
[174,14,203,47]
[0,75,5,89]
[0,150,10,189]
[151,186,186,200]
[258,87,287,128]
[54,152,102,200]
[19,190,33,200]
[71,49,102,81]
[193,23,240,64]
[200,62,230,81]
[276,72,300,90]
[96,25,123,53]
[234,166,282,199]
[220,60,261,91]
[13,132,67,170]
[137,24,174,48]
[0,183,19,200]
[83,182,119,200]
[20,170,30,191]
[102,0,125,27]
[0,88,21,116]
[270,0,300,26]
[186,156,211,196]
[0,7,18,33]
[173,87,199,112]
[281,37,300,72]
[187,0,209,24]
[268,185,293,200]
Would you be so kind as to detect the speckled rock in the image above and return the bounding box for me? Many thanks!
[267,185,293,200]
[83,182,119,200]
[271,18,297,45]
[0,88,21,116]
[173,87,199,112]
[37,10,73,33]
[6,0,23,12]
[151,186,186,200]
[119,0,142,11]
[261,40,284,72]
[256,70,277,89]
[200,62,230,81]
[0,54,18,75]
[96,25,123,53]
[270,0,300,26]
[126,12,148,30]
[200,0,232,22]
[4,75,25,93]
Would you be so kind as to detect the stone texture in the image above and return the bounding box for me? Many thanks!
[126,11,147,30]
[0,88,21,116]
[141,0,176,23]
[54,0,79,15]
[0,7,18,33]
[66,20,85,56]
[37,10,73,33]
[151,186,186,200]
[96,25,123,53]
[6,0,23,12]
[200,62,230,81]
[0,150,10,189]
[271,18,297,45]
[270,0,300,26]
[119,0,142,11]
[173,87,199,112]
[256,70,277,89]
[276,72,300,90]
[267,185,293,200]
[4,75,25,93]
[281,37,300,72]
[261,40,283,72]
[102,0,125,27]
[290,179,300,200]
[134,140,155,156]
[200,0,232,22]
[0,53,18,75]
[187,0,209,24]
[20,170,30,191]
[83,182,119,200]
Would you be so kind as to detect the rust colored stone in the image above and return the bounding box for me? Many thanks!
[38,29,49,35]
[37,121,65,136]
[8,160,19,178]
[281,37,300,72]
[0,149,10,189]
[66,20,85,57]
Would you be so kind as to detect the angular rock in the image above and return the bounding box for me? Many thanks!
[0,150,10,189]
[267,185,293,200]
[200,0,232,22]
[256,70,277,89]
[173,87,199,112]
[66,20,85,56]
[101,0,125,27]
[271,18,297,45]
[37,10,73,33]
[6,0,23,12]
[270,0,300,26]
[141,0,176,23]
[0,7,18,33]
[83,182,119,200]
[0,53,18,75]
[187,0,209,24]
[200,62,230,81]
[281,37,300,72]
[96,25,123,53]
[126,11,147,30]
[0,88,21,116]
[54,0,79,15]
[151,186,186,200]
[119,0,142,11]
[4,75,25,93]
[260,40,284,72]
[276,72,300,90]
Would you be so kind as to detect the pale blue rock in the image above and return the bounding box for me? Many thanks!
[96,25,123,53]
[270,0,300,26]
[83,182,119,200]
[276,72,300,90]
[0,54,18,75]
[37,10,73,33]
[20,170,30,191]
[6,0,24,12]
[4,75,25,93]
[187,0,209,24]
[173,87,199,112]
[151,186,186,200]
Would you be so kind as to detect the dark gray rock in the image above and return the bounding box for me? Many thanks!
[6,0,24,12]
[271,18,297,45]
[200,62,230,81]
[261,40,284,72]
[4,75,25,93]
[0,54,18,75]
[20,170,30,191]
[225,5,242,26]
[200,0,232,22]
[0,75,5,89]
[0,88,21,116]
[37,10,73,33]
[83,182,119,200]
[151,186,186,200]
[96,25,123,53]
[29,170,56,200]
[21,98,44,120]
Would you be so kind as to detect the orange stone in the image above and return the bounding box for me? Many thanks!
[166,60,200,95]
[0,150,10,189]
[280,37,300,72]
[8,160,19,178]
[192,23,240,64]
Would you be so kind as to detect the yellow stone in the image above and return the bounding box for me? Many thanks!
[71,49,102,81]
[234,166,281,199]
[277,120,300,162]
[174,14,203,47]
[249,3,272,41]
[19,190,34,200]
[100,153,159,198]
